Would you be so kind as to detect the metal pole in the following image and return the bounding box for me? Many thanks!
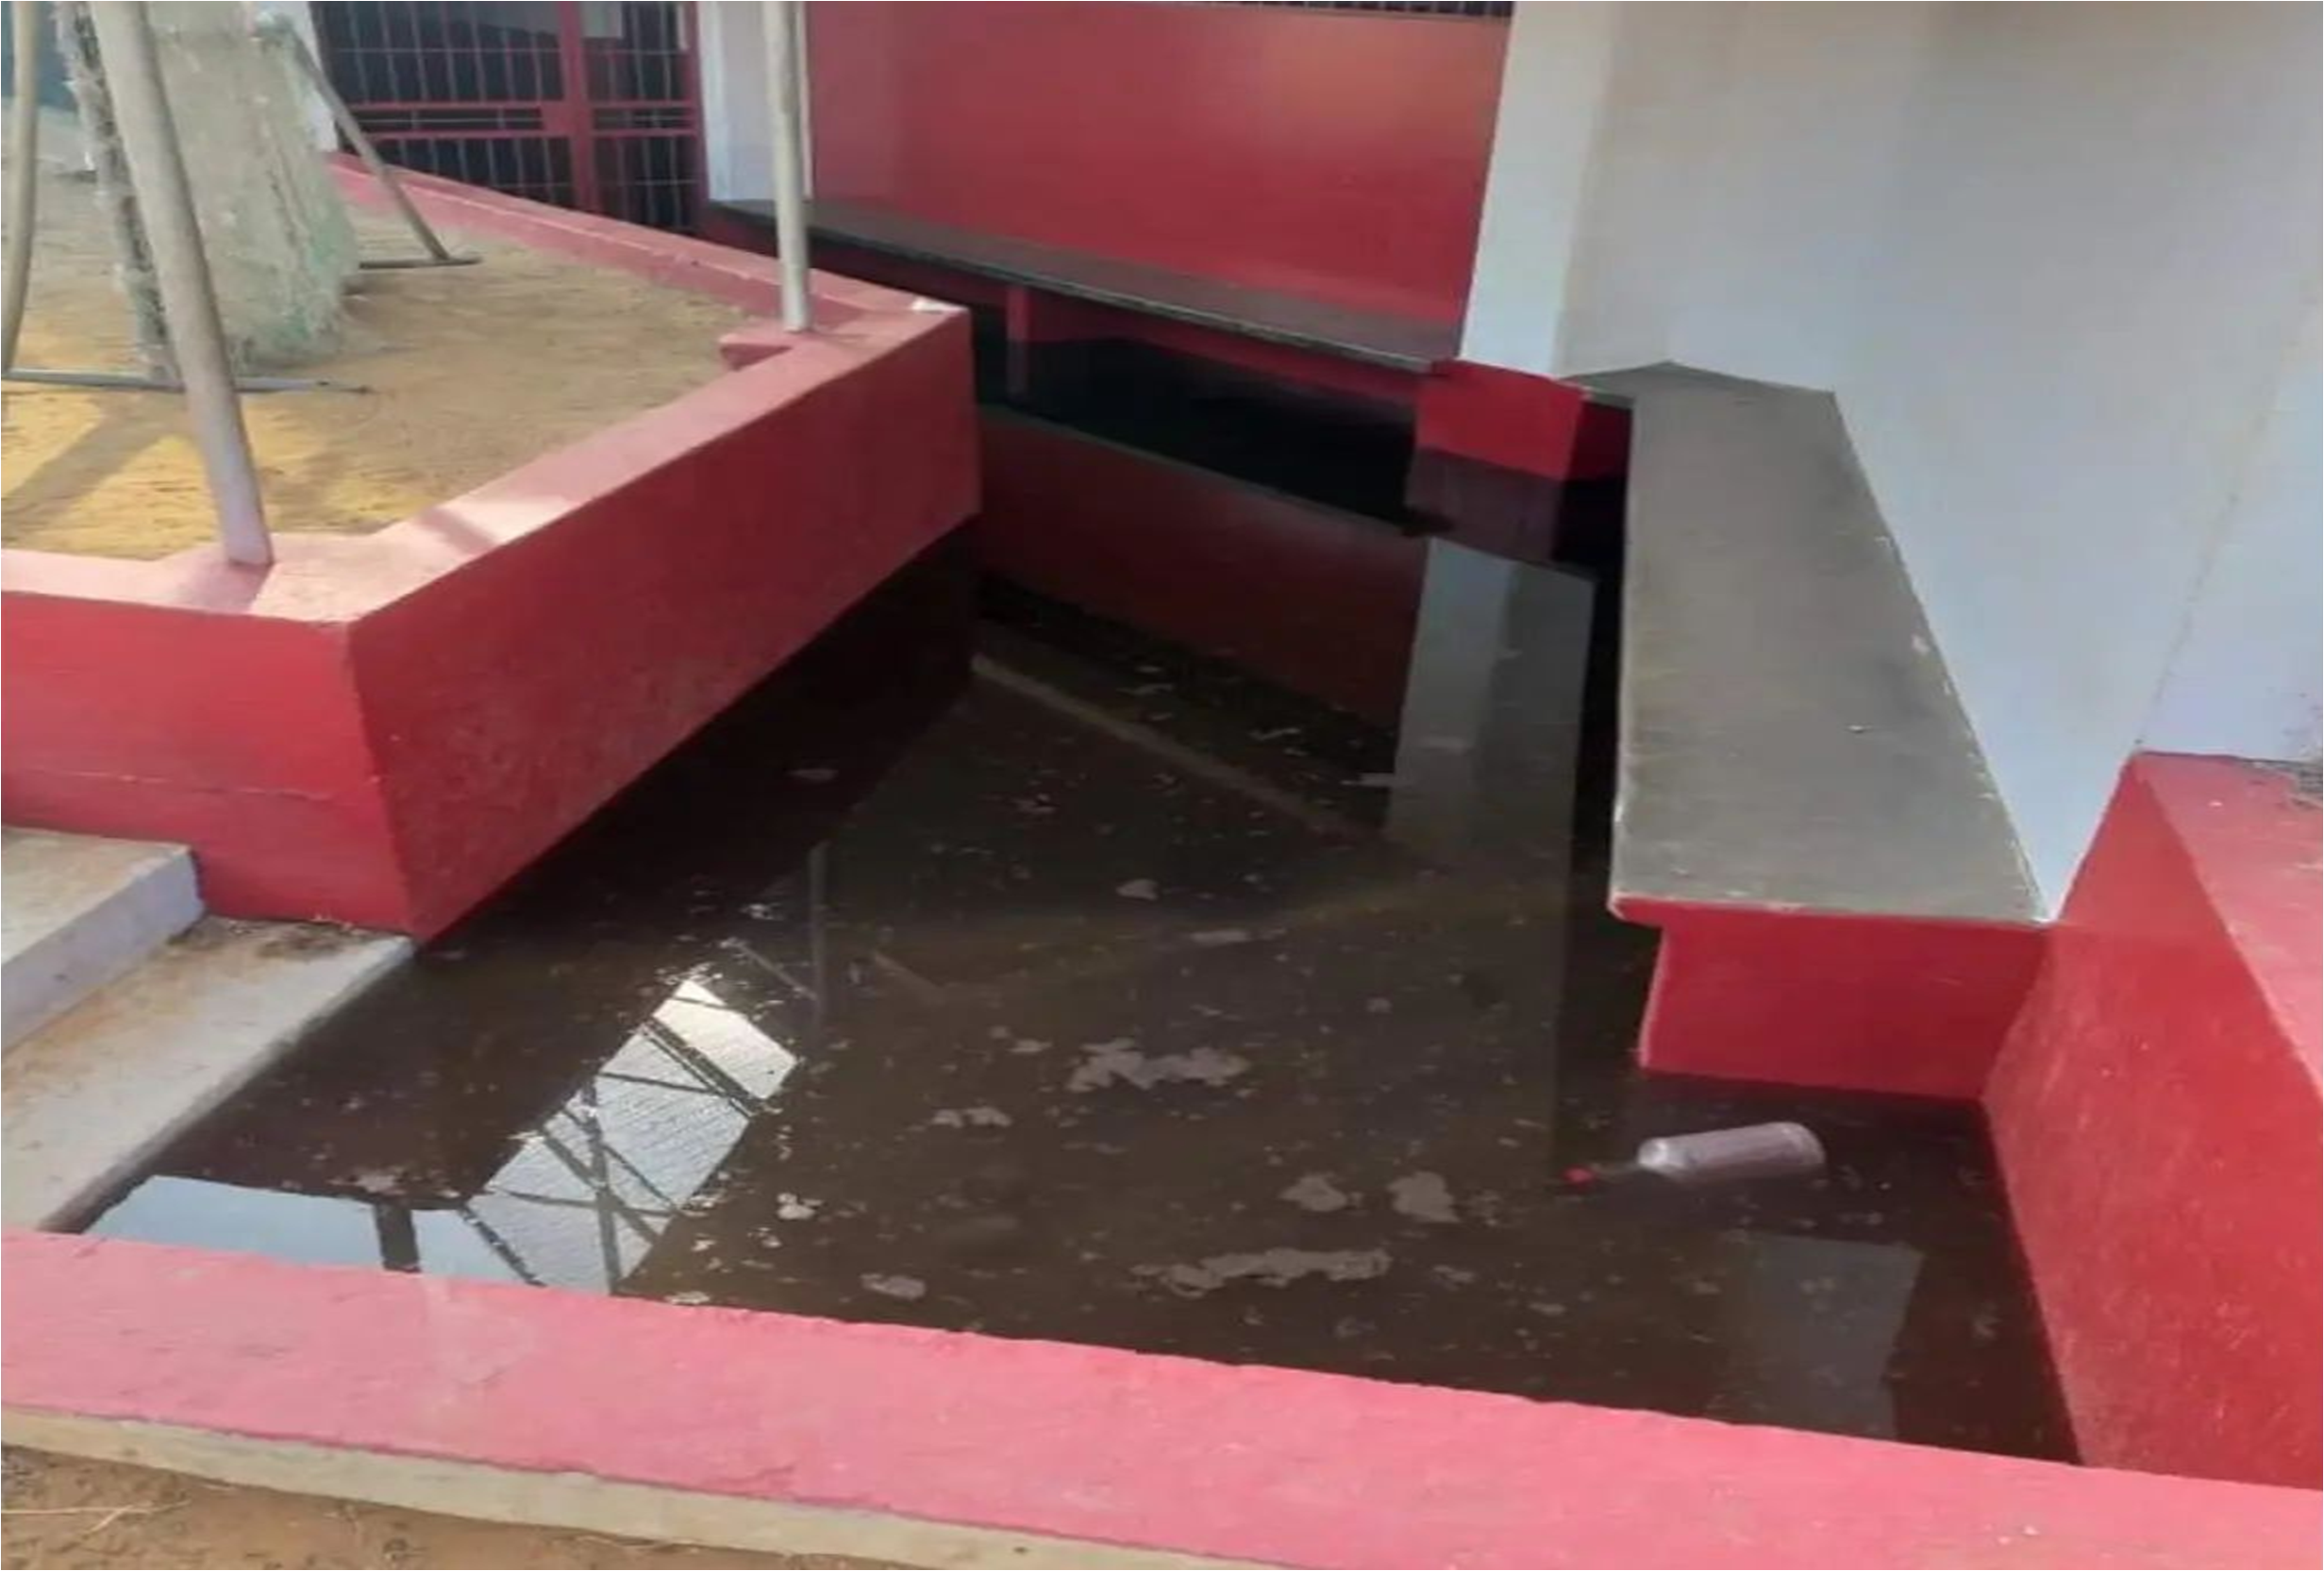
[259,16,472,269]
[84,1,271,565]
[762,0,811,332]
[5,366,345,392]
[3,0,42,369]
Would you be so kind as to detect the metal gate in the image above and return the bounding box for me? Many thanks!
[311,1,702,232]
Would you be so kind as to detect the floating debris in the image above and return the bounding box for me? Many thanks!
[1009,1037,1052,1055]
[1189,928,1255,947]
[775,1194,822,1221]
[665,1291,712,1306]
[1068,1040,1249,1092]
[1389,1171,1460,1224]
[1139,1248,1393,1296]
[861,1273,928,1301]
[930,1105,1013,1128]
[1280,1172,1354,1212]
[1566,1122,1828,1192]
[1115,877,1160,900]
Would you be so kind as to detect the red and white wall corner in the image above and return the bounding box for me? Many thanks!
[1447,0,2321,1492]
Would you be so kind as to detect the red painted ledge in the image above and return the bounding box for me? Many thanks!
[1988,753,2322,1489]
[1612,896,2047,1101]
[2,171,978,937]
[6,1230,2316,1570]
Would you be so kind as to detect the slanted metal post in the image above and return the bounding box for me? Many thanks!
[259,14,475,270]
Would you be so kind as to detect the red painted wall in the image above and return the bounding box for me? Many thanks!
[1986,755,2321,1489]
[976,415,1426,724]
[806,2,1506,325]
[350,324,975,936]
[3,594,400,925]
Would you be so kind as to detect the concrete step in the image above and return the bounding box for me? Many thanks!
[3,828,203,1049]
[4,918,412,1228]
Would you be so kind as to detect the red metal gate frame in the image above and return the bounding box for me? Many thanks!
[320,1,705,232]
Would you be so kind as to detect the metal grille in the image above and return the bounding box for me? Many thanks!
[314,1,702,232]
[593,124,698,231]
[1212,2,1513,17]
[373,133,577,209]
[315,1,566,103]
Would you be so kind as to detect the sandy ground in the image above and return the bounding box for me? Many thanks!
[2,129,745,560]
[1,1451,897,1570]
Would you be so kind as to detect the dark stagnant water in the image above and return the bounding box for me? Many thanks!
[80,543,2070,1462]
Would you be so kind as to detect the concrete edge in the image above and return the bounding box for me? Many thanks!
[4,926,413,1228]
[1,839,201,1049]
[2138,753,2322,1073]
[3,1412,1237,1571]
[1597,364,2036,925]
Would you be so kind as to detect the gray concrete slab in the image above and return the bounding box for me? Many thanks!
[719,197,1458,372]
[1595,367,2035,921]
[5,919,411,1228]
[3,829,202,1048]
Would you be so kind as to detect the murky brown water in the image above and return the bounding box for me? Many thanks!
[80,543,2070,1462]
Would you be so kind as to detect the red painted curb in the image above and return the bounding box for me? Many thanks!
[8,1230,2317,1570]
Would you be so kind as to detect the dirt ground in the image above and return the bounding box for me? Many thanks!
[1,1451,897,1570]
[2,123,746,560]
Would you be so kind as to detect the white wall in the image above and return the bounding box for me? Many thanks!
[2144,299,2324,762]
[1458,2,1616,374]
[698,2,824,207]
[1661,2,1931,390]
[1466,0,2322,906]
[1471,2,1933,387]
[1547,2,1730,375]
[698,0,772,204]
[1841,3,2320,900]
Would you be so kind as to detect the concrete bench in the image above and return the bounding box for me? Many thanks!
[716,196,1458,373]
[1591,367,2039,1097]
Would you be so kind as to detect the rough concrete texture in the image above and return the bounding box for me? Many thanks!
[4,920,410,1226]
[1,829,200,1048]
[1599,367,2033,922]
[0,1450,893,1570]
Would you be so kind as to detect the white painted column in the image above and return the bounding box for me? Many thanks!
[1455,2,1617,376]
[698,0,770,203]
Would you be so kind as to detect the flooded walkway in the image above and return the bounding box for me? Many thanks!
[80,544,2068,1462]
